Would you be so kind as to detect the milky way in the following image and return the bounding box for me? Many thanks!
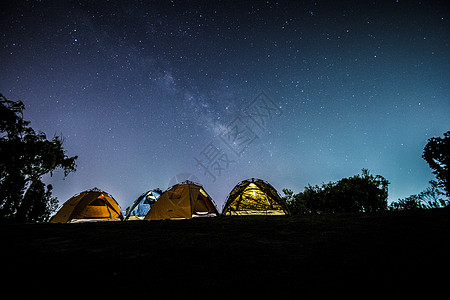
[1,0,449,210]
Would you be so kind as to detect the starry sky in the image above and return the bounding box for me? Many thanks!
[1,0,449,211]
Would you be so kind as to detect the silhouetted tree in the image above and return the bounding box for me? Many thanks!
[0,94,77,222]
[419,181,447,208]
[423,131,450,198]
[389,180,448,210]
[282,188,308,214]
[389,194,424,210]
[15,180,58,222]
[285,169,389,214]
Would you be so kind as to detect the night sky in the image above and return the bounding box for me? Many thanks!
[1,0,449,211]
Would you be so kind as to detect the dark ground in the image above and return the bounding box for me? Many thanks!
[2,209,449,297]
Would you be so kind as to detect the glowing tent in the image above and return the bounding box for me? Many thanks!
[125,189,161,220]
[222,178,290,215]
[144,181,218,220]
[50,188,123,223]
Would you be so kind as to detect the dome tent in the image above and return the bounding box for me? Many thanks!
[222,178,290,216]
[144,181,218,220]
[50,188,123,223]
[125,189,161,220]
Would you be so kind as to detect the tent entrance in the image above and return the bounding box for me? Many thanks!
[192,189,217,216]
[82,199,120,219]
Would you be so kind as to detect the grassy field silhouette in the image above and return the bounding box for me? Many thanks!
[2,209,449,296]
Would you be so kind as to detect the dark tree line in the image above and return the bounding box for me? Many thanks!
[285,130,450,214]
[0,94,77,222]
[283,169,389,215]
[422,131,450,198]
[390,130,450,210]
[389,181,447,210]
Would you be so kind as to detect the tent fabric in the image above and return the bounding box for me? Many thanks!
[50,188,123,223]
[144,181,218,220]
[125,190,161,220]
[222,178,290,216]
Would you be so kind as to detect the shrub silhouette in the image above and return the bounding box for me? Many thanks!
[284,169,389,214]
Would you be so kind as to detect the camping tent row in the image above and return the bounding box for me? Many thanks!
[51,178,290,223]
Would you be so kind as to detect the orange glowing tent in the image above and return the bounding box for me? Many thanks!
[50,188,123,223]
[144,181,218,220]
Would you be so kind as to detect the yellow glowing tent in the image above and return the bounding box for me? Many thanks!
[144,181,218,220]
[50,188,123,223]
[222,178,290,215]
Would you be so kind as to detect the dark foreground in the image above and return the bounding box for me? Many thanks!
[2,209,449,297]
